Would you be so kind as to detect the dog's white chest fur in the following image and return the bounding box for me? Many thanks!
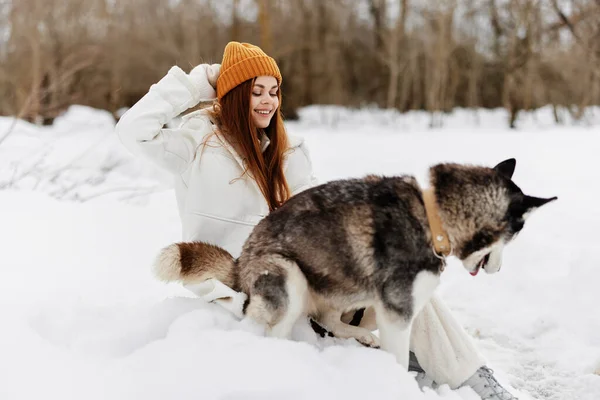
[411,271,441,314]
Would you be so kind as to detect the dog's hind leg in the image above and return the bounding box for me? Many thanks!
[269,263,308,338]
[320,312,381,348]
[341,307,378,331]
[245,258,308,340]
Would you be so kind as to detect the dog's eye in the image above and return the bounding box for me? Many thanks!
[510,218,524,234]
[461,230,498,259]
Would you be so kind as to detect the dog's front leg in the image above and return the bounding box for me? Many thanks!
[375,306,412,370]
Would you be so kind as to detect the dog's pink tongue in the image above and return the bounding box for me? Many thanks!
[470,269,479,276]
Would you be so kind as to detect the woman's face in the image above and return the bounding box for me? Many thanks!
[250,76,279,129]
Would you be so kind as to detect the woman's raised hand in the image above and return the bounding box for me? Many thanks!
[189,63,221,101]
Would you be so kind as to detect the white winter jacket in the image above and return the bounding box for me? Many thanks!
[116,65,318,259]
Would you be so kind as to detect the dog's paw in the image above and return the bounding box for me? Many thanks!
[355,332,380,348]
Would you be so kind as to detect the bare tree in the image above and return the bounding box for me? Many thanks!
[386,0,409,109]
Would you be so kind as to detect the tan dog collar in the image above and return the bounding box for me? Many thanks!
[422,188,452,270]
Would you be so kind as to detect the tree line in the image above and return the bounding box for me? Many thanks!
[1,0,599,128]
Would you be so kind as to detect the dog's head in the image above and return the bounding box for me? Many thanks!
[430,159,557,276]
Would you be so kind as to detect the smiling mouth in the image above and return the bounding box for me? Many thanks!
[471,253,490,276]
[255,110,272,116]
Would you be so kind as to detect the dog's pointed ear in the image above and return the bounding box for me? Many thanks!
[493,158,516,179]
[523,195,558,211]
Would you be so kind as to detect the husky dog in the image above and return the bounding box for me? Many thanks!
[154,159,556,370]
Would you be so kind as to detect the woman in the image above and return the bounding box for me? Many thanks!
[116,42,518,400]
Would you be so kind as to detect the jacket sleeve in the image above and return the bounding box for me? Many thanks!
[288,141,319,196]
[115,65,219,174]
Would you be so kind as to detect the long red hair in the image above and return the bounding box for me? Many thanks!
[208,78,291,211]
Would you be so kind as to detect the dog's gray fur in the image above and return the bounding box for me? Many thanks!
[154,159,556,369]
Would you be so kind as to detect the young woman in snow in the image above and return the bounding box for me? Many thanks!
[116,41,518,400]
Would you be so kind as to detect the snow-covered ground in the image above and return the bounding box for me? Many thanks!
[0,105,598,400]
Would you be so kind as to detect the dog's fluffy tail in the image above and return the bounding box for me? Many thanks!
[153,241,237,290]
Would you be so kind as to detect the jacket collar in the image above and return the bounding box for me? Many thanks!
[195,108,301,173]
[259,132,271,152]
[209,126,271,172]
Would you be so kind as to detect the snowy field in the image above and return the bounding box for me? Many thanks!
[0,105,598,400]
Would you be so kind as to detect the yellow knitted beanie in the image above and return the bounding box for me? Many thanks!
[216,42,282,100]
